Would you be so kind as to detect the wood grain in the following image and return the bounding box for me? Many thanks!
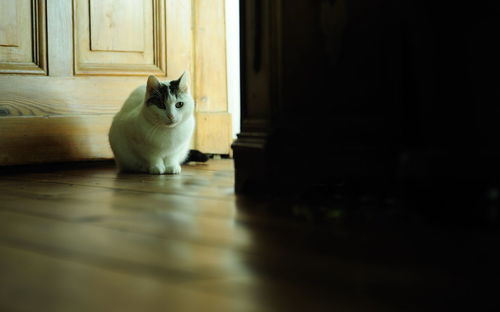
[193,0,229,113]
[0,159,483,311]
[195,112,233,154]
[0,115,114,165]
[192,0,232,154]
[0,0,18,46]
[47,0,74,76]
[165,0,193,79]
[89,0,145,52]
[0,76,146,117]
[0,246,257,312]
[73,0,164,76]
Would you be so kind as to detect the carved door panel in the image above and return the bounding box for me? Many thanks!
[0,0,46,74]
[0,0,231,166]
[73,0,166,75]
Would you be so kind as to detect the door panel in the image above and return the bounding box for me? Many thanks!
[89,0,145,52]
[74,0,165,75]
[0,1,19,47]
[0,0,46,74]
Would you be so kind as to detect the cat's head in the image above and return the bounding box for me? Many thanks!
[143,72,194,127]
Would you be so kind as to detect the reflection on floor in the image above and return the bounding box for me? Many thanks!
[0,159,497,311]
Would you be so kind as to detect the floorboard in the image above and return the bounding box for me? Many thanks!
[0,160,497,311]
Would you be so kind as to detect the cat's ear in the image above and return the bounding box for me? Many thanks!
[177,71,190,93]
[146,75,160,95]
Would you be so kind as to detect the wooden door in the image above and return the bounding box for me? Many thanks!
[0,0,232,166]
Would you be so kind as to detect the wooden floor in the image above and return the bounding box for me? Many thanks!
[0,159,496,311]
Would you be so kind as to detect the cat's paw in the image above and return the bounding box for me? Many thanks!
[165,164,182,175]
[148,163,166,175]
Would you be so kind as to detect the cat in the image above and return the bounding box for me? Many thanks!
[109,72,196,174]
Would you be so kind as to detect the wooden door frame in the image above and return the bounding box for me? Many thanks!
[192,0,232,155]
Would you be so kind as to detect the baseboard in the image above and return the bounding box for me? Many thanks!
[231,131,270,194]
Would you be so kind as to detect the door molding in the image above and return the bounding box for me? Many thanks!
[0,0,47,75]
[72,0,166,76]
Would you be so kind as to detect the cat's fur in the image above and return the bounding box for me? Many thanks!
[109,72,195,174]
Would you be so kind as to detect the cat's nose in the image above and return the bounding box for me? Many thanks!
[167,113,174,120]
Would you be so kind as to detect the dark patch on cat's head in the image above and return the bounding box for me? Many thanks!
[146,83,170,109]
[169,79,180,97]
[145,73,188,109]
[170,72,189,96]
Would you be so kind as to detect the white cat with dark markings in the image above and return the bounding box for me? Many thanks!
[109,72,195,174]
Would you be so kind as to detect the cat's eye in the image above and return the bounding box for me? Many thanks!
[175,102,184,108]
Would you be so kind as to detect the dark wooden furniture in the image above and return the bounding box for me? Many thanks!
[233,0,500,226]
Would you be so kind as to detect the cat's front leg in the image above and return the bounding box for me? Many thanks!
[164,156,182,174]
[164,163,181,175]
[148,160,166,175]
